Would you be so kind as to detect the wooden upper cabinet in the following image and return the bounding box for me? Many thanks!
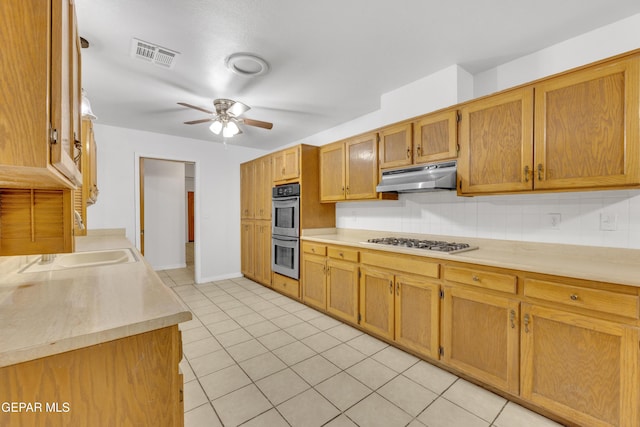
[255,155,272,219]
[240,161,255,218]
[534,56,640,190]
[0,0,82,189]
[320,133,380,202]
[273,146,300,182]
[319,141,346,202]
[346,133,378,200]
[413,110,459,164]
[379,123,413,169]
[458,87,535,195]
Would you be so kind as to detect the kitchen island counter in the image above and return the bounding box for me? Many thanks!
[302,228,640,288]
[0,230,191,368]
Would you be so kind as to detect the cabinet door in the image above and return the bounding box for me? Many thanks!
[379,123,412,169]
[255,155,273,219]
[534,57,640,190]
[359,267,395,340]
[413,110,458,163]
[327,258,359,324]
[302,253,327,310]
[521,304,639,427]
[254,222,271,286]
[240,220,255,278]
[50,0,82,186]
[394,275,440,360]
[346,133,378,200]
[458,88,534,194]
[240,161,255,218]
[441,286,520,394]
[274,147,300,182]
[320,142,346,202]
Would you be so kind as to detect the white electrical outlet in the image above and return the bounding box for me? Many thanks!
[547,213,561,230]
[600,212,618,231]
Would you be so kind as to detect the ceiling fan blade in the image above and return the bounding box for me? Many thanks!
[227,101,250,117]
[242,118,273,130]
[177,102,214,115]
[184,118,214,125]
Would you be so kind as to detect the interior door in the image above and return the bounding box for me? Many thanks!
[139,157,145,255]
[187,191,194,242]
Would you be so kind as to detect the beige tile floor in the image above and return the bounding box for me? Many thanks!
[158,255,563,427]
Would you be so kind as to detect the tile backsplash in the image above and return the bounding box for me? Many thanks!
[336,189,640,249]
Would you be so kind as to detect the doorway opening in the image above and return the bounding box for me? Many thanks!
[138,156,198,283]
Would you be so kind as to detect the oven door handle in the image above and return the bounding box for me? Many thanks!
[273,196,300,203]
[272,235,299,242]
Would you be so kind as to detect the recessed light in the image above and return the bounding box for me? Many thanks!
[225,53,269,77]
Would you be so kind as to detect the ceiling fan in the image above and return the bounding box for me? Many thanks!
[178,98,273,138]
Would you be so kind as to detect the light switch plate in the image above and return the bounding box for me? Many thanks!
[600,212,618,231]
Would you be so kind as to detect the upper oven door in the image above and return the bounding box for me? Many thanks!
[272,196,299,237]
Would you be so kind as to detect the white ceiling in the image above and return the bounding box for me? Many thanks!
[75,0,640,151]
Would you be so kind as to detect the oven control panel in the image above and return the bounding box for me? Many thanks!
[273,183,300,198]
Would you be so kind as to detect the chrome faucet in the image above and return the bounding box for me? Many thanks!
[74,210,85,230]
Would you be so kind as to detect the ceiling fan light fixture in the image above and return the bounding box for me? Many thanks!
[209,120,223,134]
[225,53,269,77]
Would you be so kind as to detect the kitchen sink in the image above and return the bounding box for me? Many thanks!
[21,248,138,273]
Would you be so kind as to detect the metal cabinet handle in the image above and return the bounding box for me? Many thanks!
[537,163,543,180]
[406,148,411,158]
[346,186,350,194]
[339,252,344,258]
[389,280,393,294]
[416,145,421,157]
[472,275,480,282]
[509,309,515,329]
[524,165,530,182]
[570,294,579,301]
[524,313,530,333]
[396,282,400,296]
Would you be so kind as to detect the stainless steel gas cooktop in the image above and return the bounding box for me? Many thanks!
[364,237,478,254]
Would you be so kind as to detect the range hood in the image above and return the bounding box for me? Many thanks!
[376,160,457,193]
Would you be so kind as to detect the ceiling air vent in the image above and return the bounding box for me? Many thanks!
[130,38,179,69]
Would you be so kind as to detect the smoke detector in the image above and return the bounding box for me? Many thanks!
[130,38,179,69]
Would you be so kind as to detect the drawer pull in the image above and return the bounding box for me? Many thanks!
[509,309,515,329]
[311,247,315,253]
[570,294,579,301]
[524,314,530,333]
[389,280,393,294]
[397,283,401,296]
[472,275,480,282]
[339,252,344,258]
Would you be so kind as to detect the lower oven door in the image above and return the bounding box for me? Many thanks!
[272,235,299,280]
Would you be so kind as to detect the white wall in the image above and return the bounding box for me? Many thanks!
[87,124,265,282]
[293,13,640,250]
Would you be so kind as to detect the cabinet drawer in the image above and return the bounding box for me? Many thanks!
[303,242,326,256]
[328,246,359,262]
[524,279,639,319]
[360,251,439,279]
[444,266,517,294]
[272,273,300,299]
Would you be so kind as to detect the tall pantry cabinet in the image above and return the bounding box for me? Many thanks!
[0,0,85,255]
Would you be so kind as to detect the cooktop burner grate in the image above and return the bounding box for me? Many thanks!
[365,237,478,254]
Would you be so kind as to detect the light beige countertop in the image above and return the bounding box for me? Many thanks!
[0,230,192,368]
[302,228,640,288]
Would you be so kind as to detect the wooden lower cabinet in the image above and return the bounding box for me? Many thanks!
[359,266,440,359]
[327,258,359,324]
[394,274,440,360]
[521,303,639,427]
[0,326,184,427]
[240,220,255,278]
[302,252,327,310]
[272,272,300,300]
[441,285,520,394]
[241,219,271,286]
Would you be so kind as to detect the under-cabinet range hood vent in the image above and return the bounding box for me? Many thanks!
[376,161,457,193]
[130,38,179,69]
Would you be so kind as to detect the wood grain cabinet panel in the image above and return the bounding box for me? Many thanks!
[521,304,639,427]
[379,123,413,169]
[326,258,360,324]
[302,252,327,310]
[273,146,300,183]
[458,87,535,194]
[255,155,273,219]
[442,285,520,394]
[413,110,459,163]
[0,326,185,427]
[534,57,640,190]
[359,266,396,340]
[272,272,300,299]
[240,220,255,278]
[240,161,255,218]
[444,265,517,294]
[319,141,346,202]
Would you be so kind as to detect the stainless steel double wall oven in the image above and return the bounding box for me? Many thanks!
[271,183,300,279]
